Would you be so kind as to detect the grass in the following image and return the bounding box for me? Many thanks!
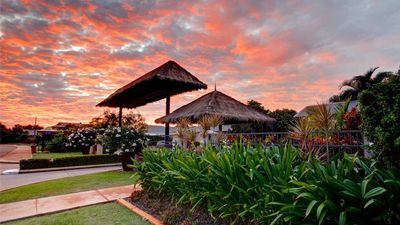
[0,171,137,204]
[3,202,151,225]
[33,152,82,159]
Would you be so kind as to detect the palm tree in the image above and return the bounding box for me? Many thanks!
[330,67,394,102]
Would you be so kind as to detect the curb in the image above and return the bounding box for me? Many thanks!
[19,163,121,173]
[117,199,165,225]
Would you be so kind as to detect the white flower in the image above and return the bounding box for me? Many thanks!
[115,134,121,137]
[132,143,137,147]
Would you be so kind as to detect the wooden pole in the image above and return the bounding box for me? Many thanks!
[118,107,122,127]
[165,91,170,145]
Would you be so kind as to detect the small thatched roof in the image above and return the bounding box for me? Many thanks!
[155,90,276,124]
[97,60,207,108]
[295,100,359,117]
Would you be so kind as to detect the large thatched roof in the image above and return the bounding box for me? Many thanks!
[97,60,207,108]
[155,90,276,124]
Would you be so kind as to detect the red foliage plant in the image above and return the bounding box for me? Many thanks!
[343,108,362,130]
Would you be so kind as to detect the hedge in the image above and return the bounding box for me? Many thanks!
[20,154,120,170]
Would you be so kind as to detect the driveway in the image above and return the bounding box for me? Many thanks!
[0,145,18,158]
[0,144,32,163]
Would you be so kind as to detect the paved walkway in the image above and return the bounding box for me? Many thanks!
[0,166,121,191]
[0,145,32,163]
[0,184,139,223]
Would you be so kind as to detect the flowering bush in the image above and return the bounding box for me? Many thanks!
[100,126,146,155]
[66,128,97,150]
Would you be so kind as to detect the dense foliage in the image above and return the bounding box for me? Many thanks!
[47,133,78,152]
[0,123,39,143]
[329,67,396,102]
[359,75,400,168]
[269,109,297,131]
[20,154,120,170]
[67,128,97,152]
[90,110,147,132]
[231,100,296,133]
[135,144,400,225]
[100,126,146,155]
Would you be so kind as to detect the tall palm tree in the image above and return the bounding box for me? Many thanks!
[330,67,394,102]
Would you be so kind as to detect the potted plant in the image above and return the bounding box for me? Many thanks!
[67,128,96,154]
[100,126,146,171]
[30,144,37,154]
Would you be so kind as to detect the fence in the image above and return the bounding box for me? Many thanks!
[147,130,365,153]
[224,130,365,154]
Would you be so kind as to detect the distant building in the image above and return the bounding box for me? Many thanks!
[51,122,87,130]
[295,100,359,117]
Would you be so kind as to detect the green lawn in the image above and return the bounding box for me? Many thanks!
[3,202,151,225]
[0,171,137,204]
[33,152,82,159]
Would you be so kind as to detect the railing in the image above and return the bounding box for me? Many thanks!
[147,130,365,152]
[224,130,365,153]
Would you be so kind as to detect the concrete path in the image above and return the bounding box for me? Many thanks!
[0,166,121,191]
[0,145,32,163]
[0,184,139,223]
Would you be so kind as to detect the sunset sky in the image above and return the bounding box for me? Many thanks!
[1,0,399,127]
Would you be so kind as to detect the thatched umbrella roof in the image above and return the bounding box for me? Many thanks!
[97,60,207,108]
[155,90,276,124]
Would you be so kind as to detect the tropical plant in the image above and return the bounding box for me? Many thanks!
[198,116,211,145]
[308,103,336,160]
[134,144,400,225]
[359,75,400,168]
[289,117,324,159]
[186,129,198,150]
[174,118,191,148]
[335,97,351,129]
[330,67,396,102]
[208,114,223,128]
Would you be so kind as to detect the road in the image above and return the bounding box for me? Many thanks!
[0,166,121,191]
[0,144,121,191]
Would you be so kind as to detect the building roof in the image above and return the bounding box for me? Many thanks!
[97,60,207,108]
[294,100,359,117]
[155,90,276,124]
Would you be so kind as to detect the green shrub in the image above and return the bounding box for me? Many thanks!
[47,133,78,153]
[359,75,400,168]
[134,144,400,224]
[20,154,120,170]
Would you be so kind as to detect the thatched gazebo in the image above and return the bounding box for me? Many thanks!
[97,60,207,141]
[155,90,276,126]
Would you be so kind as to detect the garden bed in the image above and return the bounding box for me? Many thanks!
[127,189,231,225]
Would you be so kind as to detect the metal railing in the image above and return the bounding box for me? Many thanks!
[146,130,365,152]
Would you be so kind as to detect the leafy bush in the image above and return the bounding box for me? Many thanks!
[359,75,400,168]
[66,128,97,151]
[135,144,400,224]
[100,126,146,155]
[47,133,78,153]
[20,154,120,170]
